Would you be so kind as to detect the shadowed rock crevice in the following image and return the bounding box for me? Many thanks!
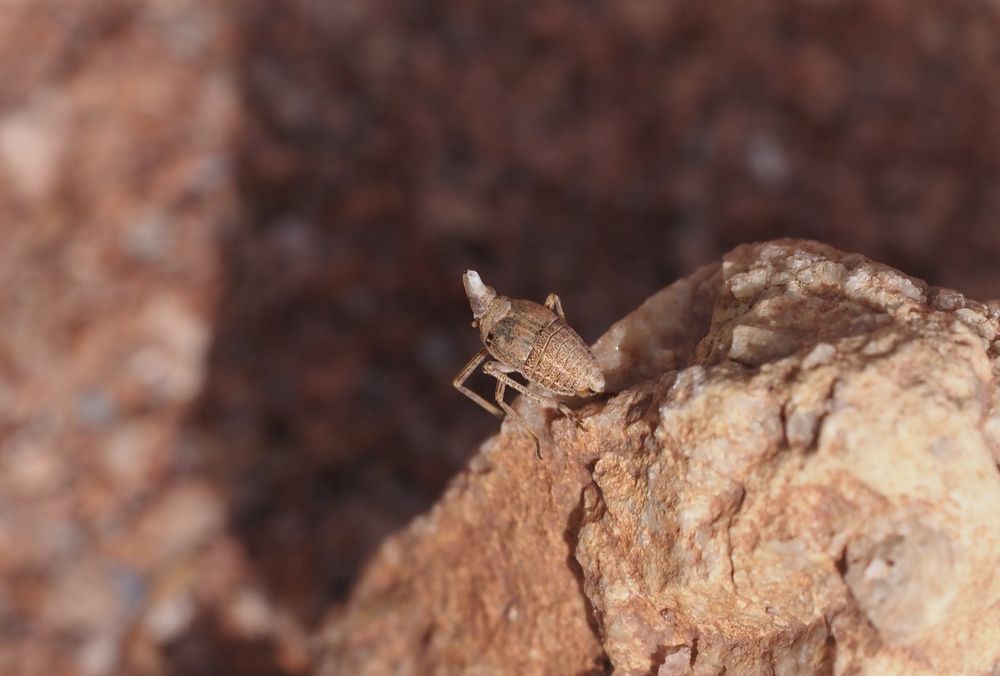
[319,241,1000,675]
[565,489,609,671]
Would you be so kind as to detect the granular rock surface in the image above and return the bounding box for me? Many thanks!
[320,240,1000,675]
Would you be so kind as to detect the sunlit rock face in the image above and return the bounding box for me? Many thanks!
[321,240,1000,676]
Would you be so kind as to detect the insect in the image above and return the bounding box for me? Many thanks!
[453,270,605,459]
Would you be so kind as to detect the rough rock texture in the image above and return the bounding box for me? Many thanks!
[320,240,1000,675]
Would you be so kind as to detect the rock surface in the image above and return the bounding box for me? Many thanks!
[320,240,1000,675]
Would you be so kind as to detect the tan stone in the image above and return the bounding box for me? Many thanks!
[320,240,1000,675]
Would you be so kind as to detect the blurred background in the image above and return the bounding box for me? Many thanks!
[0,0,998,673]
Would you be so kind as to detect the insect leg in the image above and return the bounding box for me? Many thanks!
[482,362,583,428]
[493,377,542,460]
[544,293,566,321]
[453,348,502,417]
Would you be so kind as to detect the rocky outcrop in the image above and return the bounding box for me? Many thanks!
[319,240,1000,675]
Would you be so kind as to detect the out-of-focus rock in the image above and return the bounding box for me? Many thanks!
[0,92,70,203]
[0,4,308,675]
[320,240,1000,675]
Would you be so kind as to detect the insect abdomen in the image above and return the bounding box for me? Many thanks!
[522,320,598,395]
[484,299,553,368]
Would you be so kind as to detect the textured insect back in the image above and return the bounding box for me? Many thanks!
[487,299,554,371]
[526,317,604,395]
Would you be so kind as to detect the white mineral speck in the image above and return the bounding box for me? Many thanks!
[729,325,777,363]
[0,93,69,201]
[78,633,119,676]
[933,289,965,311]
[229,589,274,637]
[729,268,768,300]
[802,342,836,369]
[145,594,195,643]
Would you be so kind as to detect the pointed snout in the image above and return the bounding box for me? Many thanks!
[462,269,496,318]
[463,270,483,294]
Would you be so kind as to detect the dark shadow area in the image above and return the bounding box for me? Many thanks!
[164,612,285,676]
[564,481,605,645]
[191,0,1000,633]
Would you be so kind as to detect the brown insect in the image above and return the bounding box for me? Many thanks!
[453,270,605,459]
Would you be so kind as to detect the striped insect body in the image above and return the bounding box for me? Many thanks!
[453,271,605,459]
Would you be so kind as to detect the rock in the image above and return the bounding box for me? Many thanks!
[319,240,1000,675]
[317,434,608,674]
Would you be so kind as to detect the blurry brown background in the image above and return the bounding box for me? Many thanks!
[0,0,998,673]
